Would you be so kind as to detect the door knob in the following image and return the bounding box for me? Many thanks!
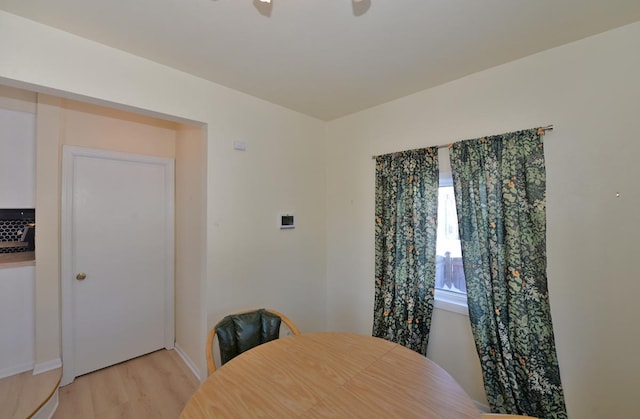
[76,272,87,280]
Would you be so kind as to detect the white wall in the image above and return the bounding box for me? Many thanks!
[0,87,35,378]
[0,266,35,378]
[326,21,640,418]
[0,10,327,373]
[175,124,207,380]
[205,107,327,331]
[34,94,62,367]
[0,85,36,114]
[0,86,36,209]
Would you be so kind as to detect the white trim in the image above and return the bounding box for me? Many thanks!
[174,343,202,381]
[434,289,469,316]
[32,358,62,375]
[60,145,73,386]
[164,158,176,352]
[32,389,59,419]
[0,361,33,380]
[61,145,175,386]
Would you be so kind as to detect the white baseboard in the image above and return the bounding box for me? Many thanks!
[0,361,33,379]
[174,343,202,381]
[33,358,62,375]
[474,400,491,413]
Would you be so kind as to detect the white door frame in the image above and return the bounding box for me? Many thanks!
[61,145,175,386]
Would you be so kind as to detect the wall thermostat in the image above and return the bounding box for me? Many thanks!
[280,213,295,229]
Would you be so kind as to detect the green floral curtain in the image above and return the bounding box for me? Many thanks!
[449,128,567,419]
[372,148,439,355]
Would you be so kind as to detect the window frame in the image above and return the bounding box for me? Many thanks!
[434,152,468,316]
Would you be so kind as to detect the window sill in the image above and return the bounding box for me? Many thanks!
[434,289,468,316]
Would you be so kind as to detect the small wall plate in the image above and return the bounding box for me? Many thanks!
[280,213,295,229]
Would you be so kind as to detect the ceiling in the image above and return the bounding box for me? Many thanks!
[2,1,640,121]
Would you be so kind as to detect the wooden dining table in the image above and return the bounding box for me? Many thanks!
[180,332,480,418]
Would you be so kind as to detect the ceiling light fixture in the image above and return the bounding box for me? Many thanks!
[255,0,370,16]
[258,0,364,4]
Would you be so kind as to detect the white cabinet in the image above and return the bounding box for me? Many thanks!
[0,108,36,208]
[0,265,35,378]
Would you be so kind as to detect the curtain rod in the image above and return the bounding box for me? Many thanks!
[371,125,554,160]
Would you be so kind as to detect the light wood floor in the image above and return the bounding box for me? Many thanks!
[0,367,61,419]
[53,349,200,419]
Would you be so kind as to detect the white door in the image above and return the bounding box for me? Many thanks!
[61,146,174,385]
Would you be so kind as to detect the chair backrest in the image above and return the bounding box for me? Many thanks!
[206,308,300,375]
[480,414,538,419]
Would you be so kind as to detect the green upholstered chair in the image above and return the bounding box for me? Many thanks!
[206,308,300,375]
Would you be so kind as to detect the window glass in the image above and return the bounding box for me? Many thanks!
[435,185,466,294]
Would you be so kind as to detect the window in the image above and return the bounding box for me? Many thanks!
[435,150,468,315]
[436,186,465,293]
